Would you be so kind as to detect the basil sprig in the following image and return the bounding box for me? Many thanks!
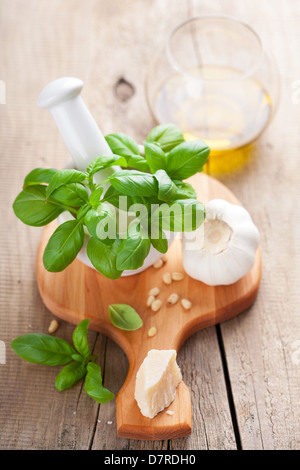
[13,124,210,279]
[11,308,143,401]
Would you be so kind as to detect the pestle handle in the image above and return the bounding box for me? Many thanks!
[38,77,114,172]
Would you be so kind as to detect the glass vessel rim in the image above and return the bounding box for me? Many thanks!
[166,14,265,83]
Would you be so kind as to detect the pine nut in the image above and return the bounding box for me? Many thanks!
[147,295,155,307]
[153,258,163,269]
[148,287,160,297]
[172,272,184,281]
[162,272,172,285]
[167,293,179,305]
[181,298,192,310]
[151,299,162,312]
[48,319,59,334]
[148,326,157,337]
[166,410,175,416]
[162,254,168,263]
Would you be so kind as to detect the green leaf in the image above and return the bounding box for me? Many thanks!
[51,183,89,206]
[126,154,150,172]
[116,229,151,271]
[86,155,127,177]
[102,185,138,210]
[154,169,178,202]
[77,203,91,220]
[72,319,91,358]
[152,199,205,232]
[150,234,168,254]
[145,124,184,152]
[11,333,76,366]
[13,185,64,227]
[46,169,87,199]
[173,180,197,199]
[84,362,114,403]
[109,170,158,197]
[87,236,123,279]
[84,205,116,245]
[144,142,167,173]
[89,186,104,207]
[43,219,85,272]
[105,133,150,172]
[105,133,140,159]
[23,168,58,188]
[108,304,143,331]
[165,140,210,180]
[55,361,87,391]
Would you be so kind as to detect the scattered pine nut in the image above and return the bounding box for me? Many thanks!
[172,272,184,281]
[151,299,162,312]
[147,295,155,307]
[162,254,168,263]
[148,326,157,337]
[167,293,179,305]
[48,319,59,334]
[148,287,160,297]
[166,410,175,416]
[153,258,163,269]
[181,298,192,310]
[162,272,172,285]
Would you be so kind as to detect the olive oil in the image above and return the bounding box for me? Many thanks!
[151,65,272,173]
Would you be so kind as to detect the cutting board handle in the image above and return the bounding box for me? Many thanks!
[115,360,192,440]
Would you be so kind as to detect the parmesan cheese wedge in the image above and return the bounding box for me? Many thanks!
[134,349,182,418]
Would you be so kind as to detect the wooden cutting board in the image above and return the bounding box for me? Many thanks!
[36,173,261,440]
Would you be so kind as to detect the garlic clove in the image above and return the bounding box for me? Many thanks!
[182,199,260,286]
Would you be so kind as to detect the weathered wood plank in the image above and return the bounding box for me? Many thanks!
[189,0,300,450]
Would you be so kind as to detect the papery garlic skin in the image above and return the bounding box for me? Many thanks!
[182,199,260,286]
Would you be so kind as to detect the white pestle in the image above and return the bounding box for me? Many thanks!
[37,77,119,182]
[37,77,173,275]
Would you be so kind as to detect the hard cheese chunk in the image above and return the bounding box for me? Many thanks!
[134,349,182,419]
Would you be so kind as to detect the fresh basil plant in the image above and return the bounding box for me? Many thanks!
[13,124,209,279]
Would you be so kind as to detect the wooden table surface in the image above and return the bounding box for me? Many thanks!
[1,0,299,451]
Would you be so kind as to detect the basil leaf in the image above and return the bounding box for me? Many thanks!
[153,199,205,232]
[89,186,104,207]
[105,133,140,159]
[116,231,151,271]
[86,155,127,177]
[109,170,158,197]
[173,180,197,199]
[23,168,58,188]
[46,169,87,199]
[55,361,87,391]
[165,140,210,180]
[13,185,64,227]
[144,142,167,173]
[84,206,116,245]
[72,353,84,362]
[154,169,178,202]
[105,133,150,171]
[77,204,91,220]
[103,185,137,210]
[43,219,85,272]
[11,333,76,366]
[126,154,150,172]
[145,124,184,152]
[108,304,143,331]
[87,236,123,279]
[51,183,89,206]
[150,234,168,254]
[72,319,90,358]
[85,363,114,404]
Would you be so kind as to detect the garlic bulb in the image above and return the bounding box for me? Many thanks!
[182,199,260,286]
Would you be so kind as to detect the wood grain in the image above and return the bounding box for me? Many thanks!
[36,173,261,440]
[0,0,299,450]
